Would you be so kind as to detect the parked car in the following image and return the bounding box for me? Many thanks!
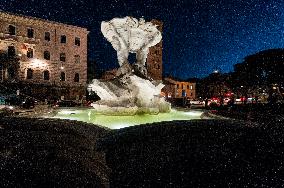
[22,97,36,109]
[0,104,15,116]
[223,98,231,105]
[235,97,246,104]
[187,99,205,108]
[0,104,14,110]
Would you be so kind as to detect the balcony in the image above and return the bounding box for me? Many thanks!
[0,33,40,44]
[23,37,40,45]
[0,33,18,41]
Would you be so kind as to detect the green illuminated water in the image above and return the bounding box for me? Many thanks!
[52,108,204,129]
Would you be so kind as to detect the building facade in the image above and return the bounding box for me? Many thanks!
[0,12,89,100]
[162,78,196,99]
[146,19,163,80]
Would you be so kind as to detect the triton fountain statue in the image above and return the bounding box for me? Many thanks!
[88,17,170,115]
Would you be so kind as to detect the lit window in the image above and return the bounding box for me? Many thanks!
[190,85,193,90]
[44,51,50,60]
[75,37,80,46]
[45,32,50,41]
[60,72,65,81]
[43,70,50,80]
[61,35,66,43]
[27,69,33,79]
[27,48,33,58]
[74,73,79,82]
[60,53,66,62]
[75,55,80,63]
[27,28,34,38]
[8,25,16,35]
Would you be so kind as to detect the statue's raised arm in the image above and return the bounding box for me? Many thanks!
[101,17,162,77]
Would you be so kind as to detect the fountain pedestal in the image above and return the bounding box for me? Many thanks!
[88,74,171,115]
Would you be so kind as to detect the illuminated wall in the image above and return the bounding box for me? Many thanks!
[0,12,89,87]
[162,78,196,99]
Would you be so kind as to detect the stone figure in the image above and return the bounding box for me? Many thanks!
[87,17,170,115]
[101,16,162,77]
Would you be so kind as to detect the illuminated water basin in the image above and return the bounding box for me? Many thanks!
[51,108,204,129]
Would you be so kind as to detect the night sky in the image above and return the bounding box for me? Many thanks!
[1,0,284,79]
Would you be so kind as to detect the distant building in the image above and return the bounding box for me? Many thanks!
[162,77,196,99]
[0,11,89,100]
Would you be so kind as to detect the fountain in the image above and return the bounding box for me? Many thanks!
[49,17,204,129]
[88,17,171,115]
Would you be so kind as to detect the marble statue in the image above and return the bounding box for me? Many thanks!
[88,17,170,115]
[101,16,162,77]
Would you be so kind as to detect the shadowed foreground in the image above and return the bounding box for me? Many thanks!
[1,117,284,187]
[98,119,284,187]
[0,117,110,187]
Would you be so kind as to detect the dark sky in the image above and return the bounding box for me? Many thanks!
[1,0,284,79]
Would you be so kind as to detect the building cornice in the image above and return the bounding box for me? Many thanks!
[0,11,90,34]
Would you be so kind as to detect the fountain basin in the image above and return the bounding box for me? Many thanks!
[50,108,204,129]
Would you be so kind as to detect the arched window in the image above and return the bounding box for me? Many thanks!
[45,32,50,41]
[27,48,33,58]
[74,73,79,82]
[43,70,50,80]
[75,37,80,46]
[44,51,50,60]
[61,35,66,43]
[27,28,34,38]
[60,72,65,81]
[8,25,16,35]
[27,69,33,79]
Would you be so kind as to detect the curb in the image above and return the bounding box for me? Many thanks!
[201,111,231,120]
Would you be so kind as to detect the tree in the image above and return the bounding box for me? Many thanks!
[197,72,232,99]
[233,49,284,102]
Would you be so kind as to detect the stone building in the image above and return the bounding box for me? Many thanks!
[146,19,163,81]
[0,11,89,100]
[162,77,196,99]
